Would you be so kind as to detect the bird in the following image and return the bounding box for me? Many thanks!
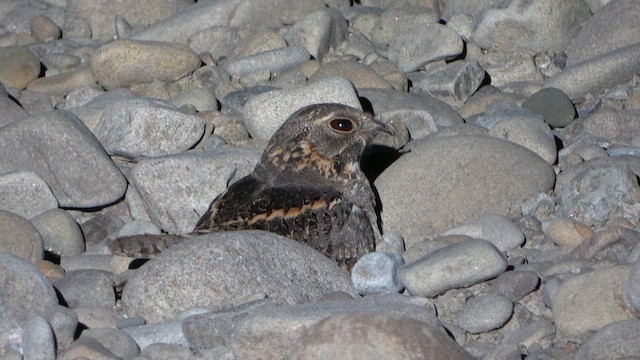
[111,103,391,270]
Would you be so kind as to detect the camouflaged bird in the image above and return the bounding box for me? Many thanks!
[111,103,390,269]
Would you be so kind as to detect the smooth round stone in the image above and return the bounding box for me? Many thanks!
[26,68,97,96]
[30,15,61,42]
[90,39,201,89]
[309,60,392,89]
[398,238,507,297]
[48,305,79,351]
[21,315,56,360]
[0,210,44,263]
[54,270,116,308]
[546,218,593,249]
[31,208,85,256]
[289,313,473,360]
[627,260,640,314]
[0,171,58,220]
[79,328,140,359]
[574,320,640,360]
[351,252,404,295]
[225,45,310,77]
[121,231,356,322]
[522,88,576,128]
[376,135,555,249]
[0,46,41,89]
[487,271,540,302]
[553,265,635,339]
[456,294,513,334]
[370,6,439,47]
[0,253,59,325]
[443,214,525,253]
[501,319,556,349]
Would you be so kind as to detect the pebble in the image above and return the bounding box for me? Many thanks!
[398,238,507,297]
[443,214,525,253]
[351,252,404,295]
[456,294,514,334]
[31,208,85,256]
[3,0,640,357]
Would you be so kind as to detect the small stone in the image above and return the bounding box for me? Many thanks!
[54,270,116,309]
[285,9,346,62]
[25,68,97,96]
[139,343,193,359]
[627,260,640,314]
[309,61,392,89]
[443,214,525,253]
[388,23,463,73]
[225,46,310,77]
[49,305,79,351]
[31,209,85,256]
[501,319,556,348]
[398,239,508,297]
[30,15,61,42]
[0,46,41,89]
[574,320,640,360]
[456,294,513,334]
[546,218,593,249]
[0,171,58,220]
[477,49,543,88]
[0,210,44,263]
[487,271,540,302]
[522,88,576,128]
[410,60,485,107]
[121,321,187,351]
[21,315,56,360]
[351,252,404,295]
[79,328,140,359]
[370,6,439,47]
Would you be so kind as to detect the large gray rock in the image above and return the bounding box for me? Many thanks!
[121,231,356,322]
[131,148,260,234]
[0,110,127,208]
[0,171,58,220]
[376,135,555,248]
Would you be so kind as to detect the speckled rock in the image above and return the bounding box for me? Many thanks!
[121,231,356,322]
[456,294,513,333]
[0,171,58,220]
[574,319,640,360]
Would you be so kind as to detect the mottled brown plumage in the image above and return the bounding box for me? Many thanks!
[112,103,390,269]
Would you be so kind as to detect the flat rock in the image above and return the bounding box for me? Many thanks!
[375,135,555,248]
[241,77,361,141]
[471,0,591,52]
[553,265,635,339]
[231,294,440,360]
[224,45,310,77]
[0,110,127,208]
[0,46,40,89]
[0,171,58,219]
[388,23,463,73]
[130,148,260,234]
[370,6,439,47]
[456,294,513,333]
[410,60,486,107]
[121,231,357,322]
[90,39,201,89]
[54,270,115,309]
[309,61,392,89]
[289,313,472,360]
[443,214,525,253]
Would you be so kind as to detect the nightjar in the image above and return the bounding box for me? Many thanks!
[111,103,391,269]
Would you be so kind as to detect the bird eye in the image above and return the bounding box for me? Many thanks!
[329,118,354,133]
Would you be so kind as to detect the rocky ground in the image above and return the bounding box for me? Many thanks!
[1,0,640,359]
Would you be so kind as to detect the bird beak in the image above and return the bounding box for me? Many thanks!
[364,117,395,138]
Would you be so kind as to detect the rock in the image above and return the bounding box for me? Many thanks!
[456,294,513,333]
[309,61,392,89]
[25,68,97,96]
[284,9,347,62]
[501,319,556,348]
[0,46,41,89]
[487,270,540,302]
[241,77,361,141]
[54,270,115,309]
[187,26,247,61]
[477,49,543,88]
[410,60,486,106]
[0,210,44,263]
[471,0,591,52]
[553,265,635,339]
[289,313,472,360]
[628,260,640,314]
[130,148,260,233]
[0,171,58,220]
[521,88,576,128]
[122,320,188,351]
[574,319,640,360]
[90,39,201,89]
[388,23,464,73]
[230,294,440,360]
[21,315,56,360]
[121,231,356,322]
[30,15,61,42]
[31,209,85,256]
[546,218,593,249]
[79,328,140,359]
[544,43,640,101]
[443,214,525,253]
[66,0,193,41]
[398,238,507,297]
[48,306,79,351]
[569,108,640,146]
[139,343,193,359]
[370,6,439,47]
[57,336,121,360]
[228,0,326,31]
[351,252,404,295]
[566,0,640,66]
[224,46,310,77]
[92,97,205,158]
[376,135,555,248]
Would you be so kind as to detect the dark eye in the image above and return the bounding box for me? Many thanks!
[329,119,354,133]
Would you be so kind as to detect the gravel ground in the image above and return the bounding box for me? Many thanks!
[1,0,640,359]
